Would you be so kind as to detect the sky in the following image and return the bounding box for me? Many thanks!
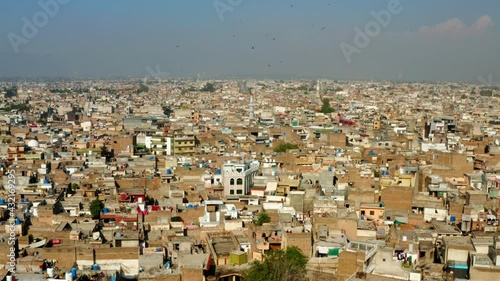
[0,0,499,82]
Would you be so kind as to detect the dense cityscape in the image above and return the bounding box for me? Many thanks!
[0,78,499,281]
[2,1,500,281]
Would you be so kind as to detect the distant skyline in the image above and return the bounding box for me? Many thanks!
[1,0,499,83]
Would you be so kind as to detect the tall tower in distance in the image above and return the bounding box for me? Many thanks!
[316,80,321,98]
[249,96,254,121]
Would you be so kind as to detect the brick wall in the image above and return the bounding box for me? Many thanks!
[381,186,413,212]
[282,232,312,258]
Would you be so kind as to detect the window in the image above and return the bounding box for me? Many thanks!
[237,178,243,185]
[236,189,243,194]
[370,211,375,216]
[230,190,234,195]
[230,178,235,185]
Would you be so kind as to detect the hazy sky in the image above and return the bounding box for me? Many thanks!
[1,0,499,82]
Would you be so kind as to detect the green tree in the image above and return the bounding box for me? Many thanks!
[201,82,216,92]
[254,212,271,226]
[245,246,308,281]
[273,142,299,153]
[137,83,149,93]
[89,199,104,218]
[4,87,18,98]
[320,98,334,114]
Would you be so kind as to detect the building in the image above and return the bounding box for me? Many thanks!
[222,160,259,196]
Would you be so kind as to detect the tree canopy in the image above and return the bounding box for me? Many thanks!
[320,98,335,114]
[89,199,104,218]
[244,246,308,281]
[137,83,149,93]
[4,87,18,98]
[273,142,299,153]
[201,82,216,92]
[254,212,271,226]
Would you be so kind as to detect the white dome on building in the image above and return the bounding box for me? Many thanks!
[27,139,39,148]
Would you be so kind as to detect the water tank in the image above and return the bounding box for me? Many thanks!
[103,207,109,214]
[187,204,193,208]
[47,268,55,278]
[149,175,154,180]
[27,139,39,148]
[6,276,12,281]
[0,199,5,204]
[360,215,364,220]
[71,267,77,278]
[216,169,221,175]
[380,203,385,207]
[110,275,116,281]
[165,261,171,269]
[328,166,332,172]
[15,218,21,225]
[91,264,100,270]
[166,169,172,175]
[402,236,407,241]
[450,216,456,222]
[65,272,73,281]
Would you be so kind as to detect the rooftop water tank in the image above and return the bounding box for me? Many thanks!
[166,169,172,175]
[216,169,221,175]
[47,268,55,278]
[450,216,456,222]
[103,208,109,214]
[15,218,21,225]
[27,139,39,148]
[71,267,77,278]
[91,264,100,270]
[328,166,332,172]
[65,272,73,281]
[0,199,5,204]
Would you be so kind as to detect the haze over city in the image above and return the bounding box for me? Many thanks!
[1,0,499,82]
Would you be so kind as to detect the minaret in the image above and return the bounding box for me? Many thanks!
[316,80,320,95]
[249,96,254,121]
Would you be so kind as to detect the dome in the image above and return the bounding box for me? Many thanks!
[27,139,39,148]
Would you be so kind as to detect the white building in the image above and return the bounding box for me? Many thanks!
[222,160,259,196]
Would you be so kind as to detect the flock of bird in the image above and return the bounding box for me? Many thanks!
[174,2,334,69]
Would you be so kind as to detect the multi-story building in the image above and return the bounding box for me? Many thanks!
[173,131,196,155]
[222,160,259,196]
[150,135,173,156]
